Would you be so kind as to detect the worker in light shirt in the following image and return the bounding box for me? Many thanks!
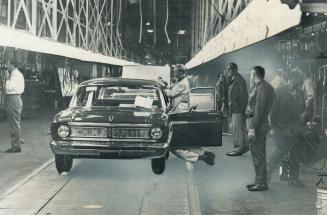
[4,60,25,153]
[165,64,215,166]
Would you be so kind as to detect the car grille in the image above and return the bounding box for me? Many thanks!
[70,127,108,138]
[112,128,150,139]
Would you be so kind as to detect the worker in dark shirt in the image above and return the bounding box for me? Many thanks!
[246,66,275,192]
[226,63,249,156]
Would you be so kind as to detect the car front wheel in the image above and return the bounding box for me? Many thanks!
[151,157,166,175]
[55,154,73,174]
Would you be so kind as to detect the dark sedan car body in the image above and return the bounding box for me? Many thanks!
[50,78,222,174]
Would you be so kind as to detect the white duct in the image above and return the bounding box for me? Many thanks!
[185,0,302,69]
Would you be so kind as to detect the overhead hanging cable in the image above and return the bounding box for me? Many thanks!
[153,0,156,44]
[117,0,123,49]
[139,0,143,43]
[165,0,171,44]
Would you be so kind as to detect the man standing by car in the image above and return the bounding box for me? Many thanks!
[3,60,25,153]
[226,63,249,156]
[165,64,215,166]
[246,66,274,191]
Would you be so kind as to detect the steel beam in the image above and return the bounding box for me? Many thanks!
[191,0,251,57]
[1,0,124,58]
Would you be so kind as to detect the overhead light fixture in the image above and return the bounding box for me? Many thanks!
[146,22,151,26]
[177,30,186,35]
[147,29,154,33]
[128,0,139,4]
[106,21,114,26]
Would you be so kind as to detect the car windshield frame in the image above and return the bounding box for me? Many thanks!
[69,84,167,110]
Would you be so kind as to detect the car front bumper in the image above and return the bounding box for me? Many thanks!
[50,140,169,159]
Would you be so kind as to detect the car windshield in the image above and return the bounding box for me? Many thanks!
[70,85,163,110]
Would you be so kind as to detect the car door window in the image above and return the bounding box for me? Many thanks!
[172,88,216,112]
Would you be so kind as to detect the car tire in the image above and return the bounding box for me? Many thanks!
[55,154,73,174]
[151,157,166,175]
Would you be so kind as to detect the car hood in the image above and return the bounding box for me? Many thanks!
[54,107,166,124]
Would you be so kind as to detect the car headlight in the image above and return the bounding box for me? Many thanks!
[150,127,162,140]
[58,125,70,138]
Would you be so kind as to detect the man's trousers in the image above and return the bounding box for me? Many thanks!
[250,126,269,184]
[6,95,23,148]
[232,113,248,150]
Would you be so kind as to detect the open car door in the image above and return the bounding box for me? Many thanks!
[168,87,222,149]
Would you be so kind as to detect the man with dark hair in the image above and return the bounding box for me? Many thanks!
[3,60,25,153]
[166,64,215,165]
[246,66,274,191]
[226,62,249,156]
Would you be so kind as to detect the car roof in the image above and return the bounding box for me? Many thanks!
[79,77,162,88]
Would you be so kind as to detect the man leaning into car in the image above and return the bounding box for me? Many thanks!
[165,64,215,166]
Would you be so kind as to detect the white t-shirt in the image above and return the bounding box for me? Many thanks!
[6,69,25,95]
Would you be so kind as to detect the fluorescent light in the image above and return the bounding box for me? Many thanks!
[146,22,151,26]
[177,30,186,35]
[147,29,154,33]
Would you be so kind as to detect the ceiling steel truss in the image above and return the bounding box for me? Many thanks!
[191,0,251,56]
[1,0,123,58]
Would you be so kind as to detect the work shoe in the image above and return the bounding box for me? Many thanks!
[6,147,21,153]
[247,183,268,191]
[199,151,215,166]
[226,146,249,157]
[226,151,243,156]
[246,182,257,189]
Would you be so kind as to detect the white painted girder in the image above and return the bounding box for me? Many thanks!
[1,0,131,66]
[186,0,302,69]
[0,26,137,66]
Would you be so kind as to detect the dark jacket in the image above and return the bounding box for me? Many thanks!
[249,80,274,130]
[228,73,248,114]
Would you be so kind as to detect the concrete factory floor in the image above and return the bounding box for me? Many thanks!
[0,114,323,215]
